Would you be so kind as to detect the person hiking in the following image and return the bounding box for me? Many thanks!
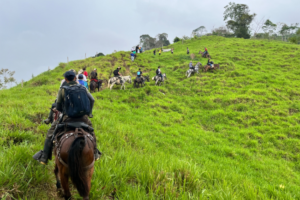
[137,68,142,79]
[113,67,123,83]
[33,71,101,165]
[140,47,143,53]
[78,74,88,89]
[207,59,214,69]
[189,61,194,70]
[171,48,174,54]
[131,52,135,61]
[159,49,162,56]
[136,45,139,53]
[156,66,163,81]
[153,49,156,55]
[187,47,190,54]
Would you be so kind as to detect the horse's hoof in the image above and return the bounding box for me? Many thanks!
[57,188,64,198]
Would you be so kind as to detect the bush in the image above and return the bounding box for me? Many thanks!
[173,37,181,43]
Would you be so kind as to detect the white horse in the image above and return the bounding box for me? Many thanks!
[152,73,167,86]
[107,76,132,90]
[186,62,202,78]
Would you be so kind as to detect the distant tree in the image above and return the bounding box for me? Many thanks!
[223,2,256,39]
[289,28,300,44]
[262,19,277,40]
[173,37,181,43]
[192,26,207,37]
[212,26,234,37]
[95,52,105,57]
[140,33,170,50]
[279,23,299,41]
[156,33,170,46]
[0,68,16,89]
[140,34,156,50]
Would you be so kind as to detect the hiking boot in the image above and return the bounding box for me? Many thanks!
[94,148,102,161]
[33,139,52,165]
[43,118,51,124]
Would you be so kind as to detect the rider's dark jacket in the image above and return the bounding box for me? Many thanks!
[56,81,95,116]
[113,69,120,77]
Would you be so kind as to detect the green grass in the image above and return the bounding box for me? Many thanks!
[1,36,300,199]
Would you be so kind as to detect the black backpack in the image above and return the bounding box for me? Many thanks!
[62,84,91,118]
[156,69,159,75]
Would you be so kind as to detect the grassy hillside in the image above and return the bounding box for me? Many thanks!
[1,36,300,199]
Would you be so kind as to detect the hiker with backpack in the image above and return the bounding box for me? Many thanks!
[153,49,156,55]
[33,71,101,165]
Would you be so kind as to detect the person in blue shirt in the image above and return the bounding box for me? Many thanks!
[137,68,142,79]
[131,52,135,61]
[78,74,88,88]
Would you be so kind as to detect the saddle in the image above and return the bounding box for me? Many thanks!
[54,122,96,169]
[136,77,142,82]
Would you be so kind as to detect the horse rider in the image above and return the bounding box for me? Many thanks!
[33,71,101,165]
[189,61,194,71]
[156,66,163,81]
[137,68,142,80]
[207,59,214,69]
[113,67,123,83]
[203,47,208,57]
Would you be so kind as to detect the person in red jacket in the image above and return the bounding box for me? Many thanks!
[83,67,88,77]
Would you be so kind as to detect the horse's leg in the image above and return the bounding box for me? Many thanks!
[110,82,115,90]
[60,167,71,200]
[54,163,64,197]
[83,167,94,200]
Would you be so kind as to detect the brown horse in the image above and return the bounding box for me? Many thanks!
[199,51,211,58]
[54,127,95,200]
[202,64,220,72]
[90,79,102,93]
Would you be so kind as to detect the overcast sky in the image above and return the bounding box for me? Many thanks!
[0,0,299,83]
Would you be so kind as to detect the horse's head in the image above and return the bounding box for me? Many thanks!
[163,73,167,79]
[145,75,150,82]
[127,76,132,84]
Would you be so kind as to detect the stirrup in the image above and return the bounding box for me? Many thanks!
[33,150,47,165]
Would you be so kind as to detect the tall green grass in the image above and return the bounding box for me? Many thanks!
[1,36,300,199]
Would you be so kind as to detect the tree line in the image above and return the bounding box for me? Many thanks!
[141,2,300,48]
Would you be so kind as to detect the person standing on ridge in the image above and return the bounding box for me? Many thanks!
[159,49,162,56]
[153,49,156,55]
[33,71,101,165]
[187,47,190,54]
[136,45,139,53]
[130,52,135,61]
[171,48,174,54]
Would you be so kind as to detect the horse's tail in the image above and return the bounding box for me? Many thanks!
[68,137,88,197]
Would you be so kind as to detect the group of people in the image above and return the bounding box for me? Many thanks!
[153,48,174,55]
[188,47,214,71]
[131,45,143,61]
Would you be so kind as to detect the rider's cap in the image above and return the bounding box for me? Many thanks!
[64,71,76,80]
[94,68,97,70]
[78,74,84,79]
[118,67,121,69]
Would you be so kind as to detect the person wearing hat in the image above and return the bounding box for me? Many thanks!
[78,74,88,89]
[130,52,135,61]
[203,47,208,57]
[33,70,101,165]
[113,67,123,83]
[60,69,78,86]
